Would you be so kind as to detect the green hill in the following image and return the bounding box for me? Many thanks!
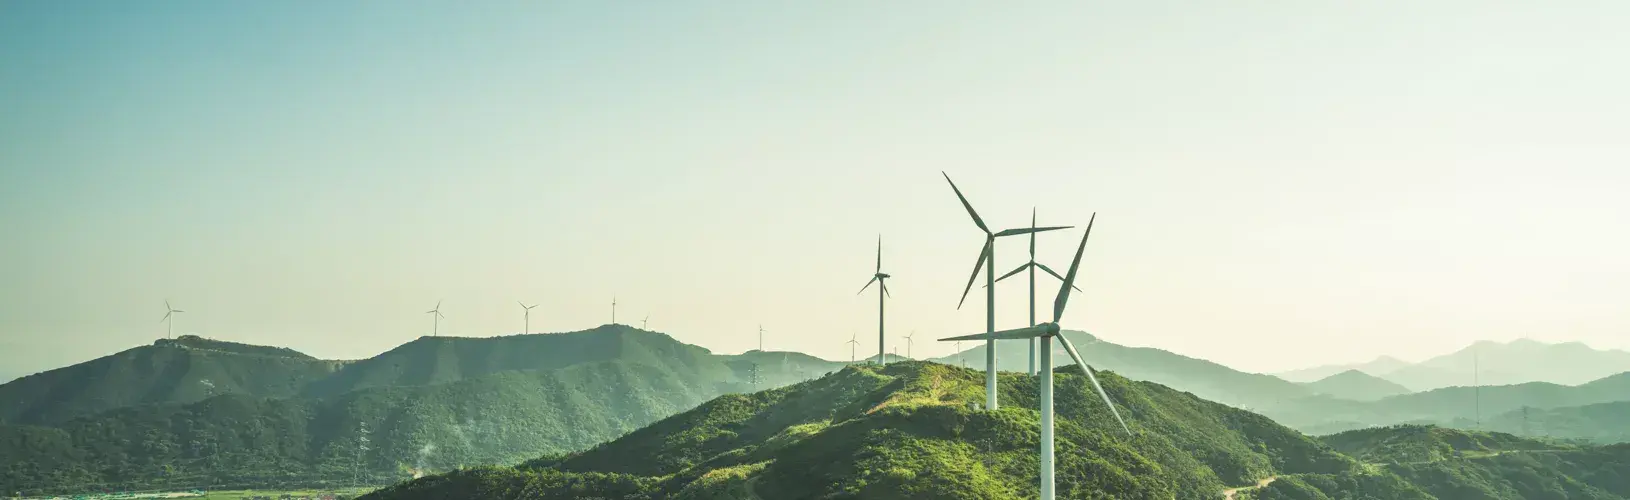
[0,327,846,495]
[1301,370,1413,401]
[0,336,345,425]
[932,330,1313,409]
[1321,425,1568,465]
[1479,401,1630,444]
[364,361,1363,499]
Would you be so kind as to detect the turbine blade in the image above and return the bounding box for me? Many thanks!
[1053,213,1095,323]
[1058,333,1131,435]
[1030,207,1037,257]
[881,281,891,298]
[518,301,526,309]
[857,276,878,295]
[995,225,1071,238]
[173,310,184,313]
[1035,263,1084,292]
[160,311,171,322]
[994,262,1030,283]
[876,235,882,273]
[942,172,989,234]
[956,241,991,309]
[939,325,1050,342]
[165,300,172,310]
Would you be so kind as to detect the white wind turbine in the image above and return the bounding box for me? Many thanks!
[944,172,1069,410]
[425,301,445,337]
[160,300,184,340]
[901,330,916,359]
[847,332,860,363]
[856,235,892,365]
[991,208,1082,375]
[518,302,538,334]
[940,213,1133,500]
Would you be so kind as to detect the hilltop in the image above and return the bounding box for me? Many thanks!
[1276,356,1412,383]
[365,361,1364,499]
[1383,339,1630,391]
[1480,401,1630,444]
[933,330,1313,409]
[0,337,345,425]
[1263,371,1630,435]
[0,326,846,495]
[1300,369,1413,401]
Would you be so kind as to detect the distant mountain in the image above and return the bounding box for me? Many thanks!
[0,335,345,425]
[1301,369,1413,401]
[365,361,1361,499]
[931,330,1313,409]
[1479,401,1630,445]
[1263,372,1630,435]
[1275,355,1412,383]
[1382,339,1630,391]
[1321,425,1568,465]
[0,325,844,495]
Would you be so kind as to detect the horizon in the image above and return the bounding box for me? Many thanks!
[6,2,1630,378]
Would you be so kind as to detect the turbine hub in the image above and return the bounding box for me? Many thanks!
[877,273,891,279]
[1043,323,1062,336]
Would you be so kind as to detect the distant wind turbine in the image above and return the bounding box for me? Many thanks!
[758,324,766,351]
[847,332,860,363]
[425,301,445,337]
[901,330,916,359]
[992,208,1083,375]
[943,172,1069,410]
[940,213,1132,500]
[642,315,649,330]
[857,235,892,365]
[518,302,537,335]
[611,296,617,325]
[160,301,184,340]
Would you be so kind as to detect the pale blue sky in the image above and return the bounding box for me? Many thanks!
[3,1,1628,378]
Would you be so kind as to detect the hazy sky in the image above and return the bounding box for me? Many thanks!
[4,1,1628,379]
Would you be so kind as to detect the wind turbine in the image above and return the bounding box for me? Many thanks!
[758,324,766,351]
[847,332,860,363]
[857,235,891,365]
[940,213,1131,500]
[642,315,649,330]
[425,301,445,337]
[901,330,916,359]
[518,302,538,334]
[944,172,1070,410]
[611,296,617,325]
[992,208,1083,375]
[160,301,184,340]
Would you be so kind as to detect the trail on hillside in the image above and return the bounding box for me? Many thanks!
[1222,476,1277,500]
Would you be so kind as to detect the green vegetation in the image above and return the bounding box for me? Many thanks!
[1263,372,1630,436]
[0,326,845,496]
[365,361,1362,499]
[1321,425,1568,465]
[1301,370,1413,402]
[1478,401,1630,444]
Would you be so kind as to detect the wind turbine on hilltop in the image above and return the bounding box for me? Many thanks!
[758,324,766,351]
[992,208,1083,375]
[160,301,184,340]
[847,332,860,363]
[943,172,1070,410]
[425,301,445,337]
[901,331,916,359]
[857,235,892,365]
[940,213,1133,500]
[642,315,649,330]
[518,302,537,335]
[611,296,617,325]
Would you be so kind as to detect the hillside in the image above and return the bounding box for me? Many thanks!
[1480,401,1630,444]
[1261,372,1630,435]
[1383,339,1630,391]
[1276,356,1412,383]
[0,337,345,425]
[0,327,844,495]
[1301,370,1413,401]
[365,361,1364,499]
[1320,425,1569,464]
[932,330,1313,409]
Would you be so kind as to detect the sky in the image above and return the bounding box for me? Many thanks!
[3,1,1629,379]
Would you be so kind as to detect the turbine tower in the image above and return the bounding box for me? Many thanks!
[518,302,537,334]
[611,296,617,325]
[944,172,1069,410]
[857,235,891,365]
[160,301,184,340]
[992,208,1083,375]
[940,213,1133,500]
[847,332,860,363]
[758,324,766,351]
[425,301,445,337]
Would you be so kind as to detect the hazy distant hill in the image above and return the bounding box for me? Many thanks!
[1301,369,1413,401]
[1264,372,1630,435]
[0,335,344,425]
[1478,401,1630,445]
[931,330,1313,409]
[1382,339,1630,391]
[366,361,1363,499]
[1275,356,1412,383]
[0,326,845,495]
